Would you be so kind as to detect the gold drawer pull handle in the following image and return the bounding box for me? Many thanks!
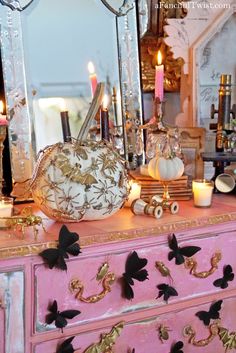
[184,251,222,278]
[183,321,219,347]
[69,272,115,303]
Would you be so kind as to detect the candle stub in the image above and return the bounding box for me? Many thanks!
[0,196,13,227]
[192,179,214,208]
[125,182,141,207]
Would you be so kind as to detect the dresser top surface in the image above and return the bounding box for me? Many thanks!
[0,194,235,259]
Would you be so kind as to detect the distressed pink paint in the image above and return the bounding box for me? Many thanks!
[0,195,236,353]
[32,296,236,353]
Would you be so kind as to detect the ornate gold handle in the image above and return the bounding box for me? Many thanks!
[183,321,220,347]
[69,272,115,303]
[184,251,222,278]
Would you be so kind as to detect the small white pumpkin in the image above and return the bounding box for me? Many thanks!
[148,156,184,181]
[30,140,129,222]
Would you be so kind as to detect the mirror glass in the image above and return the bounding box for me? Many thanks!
[22,0,122,152]
[0,0,143,199]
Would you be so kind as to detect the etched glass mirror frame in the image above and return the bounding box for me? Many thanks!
[0,0,144,200]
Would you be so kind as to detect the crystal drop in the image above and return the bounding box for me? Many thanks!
[136,132,144,156]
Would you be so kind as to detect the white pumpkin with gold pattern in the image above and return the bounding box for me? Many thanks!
[30,140,129,222]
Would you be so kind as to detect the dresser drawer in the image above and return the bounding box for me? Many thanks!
[33,229,236,334]
[34,295,236,353]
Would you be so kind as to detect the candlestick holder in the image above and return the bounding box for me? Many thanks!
[111,124,125,155]
[139,98,168,160]
[0,125,7,196]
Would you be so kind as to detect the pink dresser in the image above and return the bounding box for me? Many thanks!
[0,194,236,353]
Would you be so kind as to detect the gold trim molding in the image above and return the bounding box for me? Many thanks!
[0,210,236,260]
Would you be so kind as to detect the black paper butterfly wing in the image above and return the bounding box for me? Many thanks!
[125,251,148,280]
[168,234,201,265]
[57,336,75,353]
[46,300,81,331]
[46,300,58,324]
[58,225,81,255]
[39,225,81,270]
[168,234,184,264]
[157,283,178,303]
[55,309,81,331]
[213,265,234,289]
[170,341,184,353]
[122,251,148,300]
[123,276,134,300]
[40,248,60,269]
[196,300,222,326]
[180,245,201,258]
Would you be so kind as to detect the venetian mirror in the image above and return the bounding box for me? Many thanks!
[0,0,143,199]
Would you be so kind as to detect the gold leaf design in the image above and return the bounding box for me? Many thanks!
[54,154,97,185]
[73,145,88,160]
[218,327,236,351]
[84,322,124,353]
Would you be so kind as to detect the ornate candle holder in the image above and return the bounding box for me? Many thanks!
[140,98,168,160]
[0,125,7,196]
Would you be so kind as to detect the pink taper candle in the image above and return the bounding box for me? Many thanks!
[154,51,164,102]
[88,61,97,97]
[0,101,7,126]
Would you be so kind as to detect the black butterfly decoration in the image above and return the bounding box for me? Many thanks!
[57,336,75,353]
[46,300,81,332]
[122,251,149,300]
[156,283,178,303]
[213,265,234,289]
[39,225,81,271]
[168,234,201,265]
[170,341,184,353]
[195,300,222,326]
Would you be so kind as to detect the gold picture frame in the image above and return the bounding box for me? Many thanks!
[139,0,187,93]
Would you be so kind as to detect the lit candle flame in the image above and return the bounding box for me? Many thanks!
[0,100,4,114]
[102,94,109,110]
[88,61,95,74]
[157,51,162,66]
[59,98,67,112]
